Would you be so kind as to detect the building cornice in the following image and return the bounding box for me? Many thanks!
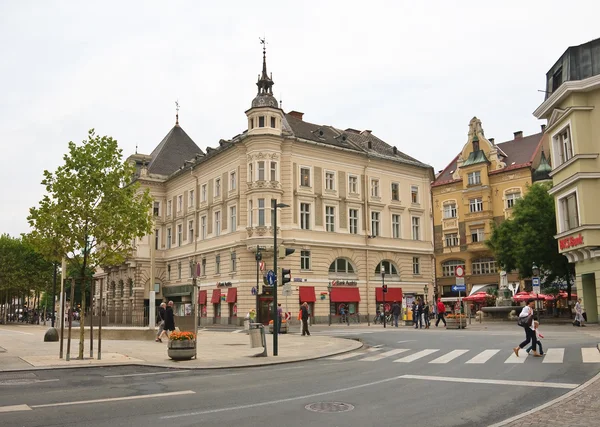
[548,169,600,195]
[533,74,600,119]
[554,224,600,239]
[545,106,594,134]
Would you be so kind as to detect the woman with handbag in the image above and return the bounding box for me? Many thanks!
[514,299,542,357]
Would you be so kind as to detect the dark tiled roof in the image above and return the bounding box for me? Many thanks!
[432,132,543,187]
[148,125,204,176]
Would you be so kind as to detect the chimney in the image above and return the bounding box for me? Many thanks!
[513,131,523,139]
[489,138,495,144]
[541,124,546,133]
[288,110,304,121]
[393,146,398,154]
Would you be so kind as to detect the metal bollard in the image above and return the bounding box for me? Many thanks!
[249,323,267,357]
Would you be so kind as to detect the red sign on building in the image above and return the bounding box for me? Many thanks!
[559,233,584,250]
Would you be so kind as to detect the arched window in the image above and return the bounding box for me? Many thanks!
[329,258,355,274]
[375,261,398,276]
[442,260,466,277]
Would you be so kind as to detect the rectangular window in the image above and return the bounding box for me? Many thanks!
[177,224,182,246]
[392,214,401,238]
[230,206,237,232]
[177,195,183,212]
[270,161,277,181]
[391,183,399,201]
[231,252,237,272]
[167,228,172,249]
[300,167,311,187]
[230,171,236,190]
[270,117,276,128]
[167,200,172,216]
[472,258,498,275]
[215,178,221,197]
[445,233,459,247]
[188,220,194,242]
[300,203,310,230]
[555,126,573,165]
[250,118,254,130]
[215,255,221,274]
[248,200,253,226]
[201,184,207,202]
[467,171,481,186]
[325,171,335,191]
[349,209,358,234]
[411,185,419,204]
[258,161,265,181]
[214,211,221,236]
[248,164,253,182]
[443,202,457,219]
[471,228,485,243]
[442,261,465,277]
[371,179,380,197]
[411,217,420,240]
[258,199,265,226]
[258,116,265,127]
[189,190,194,207]
[469,198,483,212]
[201,258,206,276]
[201,216,207,239]
[325,206,335,232]
[153,201,160,216]
[560,193,579,231]
[301,250,311,270]
[371,211,380,237]
[154,229,159,250]
[348,175,358,194]
[412,257,420,275]
[506,192,521,209]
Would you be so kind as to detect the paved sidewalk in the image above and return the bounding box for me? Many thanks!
[0,324,362,371]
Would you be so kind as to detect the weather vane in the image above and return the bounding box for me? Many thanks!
[175,100,179,125]
[259,36,267,52]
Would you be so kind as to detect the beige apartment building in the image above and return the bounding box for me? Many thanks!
[533,38,600,323]
[95,49,435,325]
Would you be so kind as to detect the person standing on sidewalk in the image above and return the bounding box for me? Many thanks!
[423,302,430,329]
[435,298,447,327]
[301,302,310,336]
[391,301,401,327]
[575,298,585,327]
[155,302,166,342]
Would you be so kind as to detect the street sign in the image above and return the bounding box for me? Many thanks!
[251,287,257,295]
[452,284,466,292]
[532,277,540,286]
[259,260,265,271]
[455,277,465,286]
[455,266,465,278]
[282,284,292,296]
[533,285,541,295]
[266,270,276,286]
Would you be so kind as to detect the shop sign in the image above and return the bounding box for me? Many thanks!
[330,280,358,286]
[559,234,584,250]
[217,281,233,287]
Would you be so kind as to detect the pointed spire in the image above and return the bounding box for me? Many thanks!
[251,38,278,108]
[175,100,180,125]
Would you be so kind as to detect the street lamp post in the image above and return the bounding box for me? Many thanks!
[190,259,198,359]
[380,265,386,328]
[255,246,261,323]
[328,283,332,326]
[532,263,540,321]
[272,199,289,357]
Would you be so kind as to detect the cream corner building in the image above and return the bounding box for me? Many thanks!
[95,48,435,325]
[533,37,600,323]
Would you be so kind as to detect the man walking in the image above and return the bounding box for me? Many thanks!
[391,300,401,327]
[435,298,447,327]
[415,299,423,329]
[159,301,175,341]
[301,302,310,336]
[155,302,166,342]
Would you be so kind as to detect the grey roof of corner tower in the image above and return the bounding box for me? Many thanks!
[147,124,204,176]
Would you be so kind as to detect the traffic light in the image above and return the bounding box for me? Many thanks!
[278,245,295,259]
[281,268,292,286]
[382,284,388,293]
[255,251,262,262]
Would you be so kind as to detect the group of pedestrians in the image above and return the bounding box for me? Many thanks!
[513,299,544,357]
[411,299,432,329]
[155,301,175,342]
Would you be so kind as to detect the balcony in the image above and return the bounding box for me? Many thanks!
[442,218,459,230]
[465,209,493,221]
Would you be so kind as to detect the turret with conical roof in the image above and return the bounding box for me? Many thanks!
[533,150,552,183]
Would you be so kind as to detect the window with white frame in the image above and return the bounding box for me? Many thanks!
[348,175,358,194]
[215,255,221,274]
[177,224,182,246]
[189,190,194,207]
[230,171,236,190]
[215,178,221,197]
[371,211,380,236]
[349,209,358,234]
[325,171,335,191]
[300,167,311,187]
[443,202,457,218]
[201,184,207,202]
[258,199,265,226]
[325,206,335,232]
[300,203,310,230]
[231,252,237,272]
[270,161,277,181]
[230,206,237,232]
[559,192,579,231]
[167,228,172,249]
[445,233,459,247]
[214,211,221,236]
[370,179,380,197]
[506,191,521,209]
[470,228,485,243]
[188,220,194,242]
[472,257,497,275]
[554,126,573,166]
[392,214,401,238]
[442,260,466,277]
[411,217,420,240]
[258,161,265,181]
[411,185,419,204]
[248,164,253,182]
[248,200,253,226]
[177,195,183,212]
[391,183,399,201]
[329,258,355,274]
[167,200,172,216]
[153,201,160,216]
[200,216,206,239]
[412,257,420,275]
[376,261,398,275]
[467,171,481,186]
[301,250,311,270]
[469,198,483,212]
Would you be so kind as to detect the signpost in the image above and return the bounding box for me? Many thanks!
[455,266,465,329]
[266,270,276,286]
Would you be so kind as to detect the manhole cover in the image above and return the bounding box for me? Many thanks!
[305,402,355,413]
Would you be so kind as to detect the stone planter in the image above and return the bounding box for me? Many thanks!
[268,322,288,334]
[445,318,467,329]
[167,339,196,360]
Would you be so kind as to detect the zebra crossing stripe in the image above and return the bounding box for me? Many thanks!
[429,350,469,364]
[505,351,527,364]
[543,348,564,364]
[582,348,600,363]
[361,349,409,362]
[393,349,439,363]
[465,350,500,364]
[327,352,365,361]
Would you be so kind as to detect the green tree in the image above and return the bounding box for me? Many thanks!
[487,182,575,300]
[27,129,153,357]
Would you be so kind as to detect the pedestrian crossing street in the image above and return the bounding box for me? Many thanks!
[328,346,600,365]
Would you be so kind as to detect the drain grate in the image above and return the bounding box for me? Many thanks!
[305,402,355,413]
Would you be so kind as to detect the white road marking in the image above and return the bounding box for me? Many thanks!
[401,374,578,389]
[104,370,188,378]
[505,351,527,364]
[0,404,32,413]
[393,349,439,363]
[582,347,600,363]
[366,347,383,352]
[429,350,469,364]
[543,348,564,364]
[30,390,195,408]
[397,340,416,344]
[327,352,365,360]
[361,349,409,362]
[465,350,500,364]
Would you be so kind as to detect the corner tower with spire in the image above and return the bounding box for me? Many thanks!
[245,38,283,137]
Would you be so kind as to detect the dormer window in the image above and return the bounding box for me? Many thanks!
[467,171,481,186]
[259,116,265,128]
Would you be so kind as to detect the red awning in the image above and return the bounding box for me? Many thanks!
[211,289,221,304]
[330,287,361,303]
[198,290,207,305]
[376,287,403,302]
[299,286,316,303]
[226,287,237,303]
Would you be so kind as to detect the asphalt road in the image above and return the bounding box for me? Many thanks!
[1,325,598,427]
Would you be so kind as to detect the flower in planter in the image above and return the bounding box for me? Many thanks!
[446,314,467,319]
[268,319,287,325]
[169,331,196,341]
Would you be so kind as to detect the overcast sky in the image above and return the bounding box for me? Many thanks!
[1,1,599,237]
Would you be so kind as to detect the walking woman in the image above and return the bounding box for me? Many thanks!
[159,301,176,341]
[514,299,542,357]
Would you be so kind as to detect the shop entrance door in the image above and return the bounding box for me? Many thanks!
[259,297,273,325]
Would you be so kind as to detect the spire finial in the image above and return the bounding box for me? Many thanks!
[175,100,180,125]
[135,143,138,154]
[259,37,268,79]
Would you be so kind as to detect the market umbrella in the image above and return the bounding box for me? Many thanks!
[463,291,491,302]
[557,290,577,299]
[512,292,545,302]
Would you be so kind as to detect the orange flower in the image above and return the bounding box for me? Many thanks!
[169,331,196,341]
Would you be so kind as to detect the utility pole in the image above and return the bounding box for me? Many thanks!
[272,199,279,356]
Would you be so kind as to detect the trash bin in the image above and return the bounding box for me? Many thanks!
[244,319,250,331]
[249,323,264,348]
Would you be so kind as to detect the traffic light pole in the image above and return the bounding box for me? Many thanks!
[272,199,279,356]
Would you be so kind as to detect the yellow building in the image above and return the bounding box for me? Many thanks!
[431,117,549,299]
[533,38,600,323]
